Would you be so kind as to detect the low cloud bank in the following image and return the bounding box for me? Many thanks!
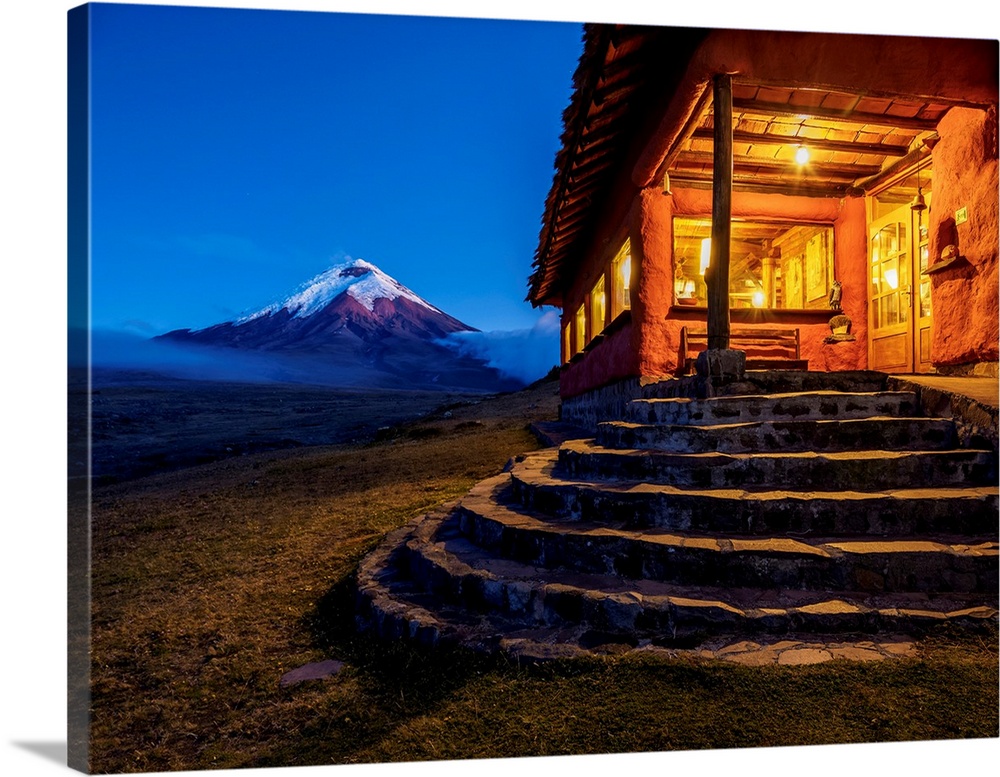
[440,310,561,385]
[84,329,323,385]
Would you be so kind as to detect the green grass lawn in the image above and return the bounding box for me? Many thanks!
[86,380,999,773]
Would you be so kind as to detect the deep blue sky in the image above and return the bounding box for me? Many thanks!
[6,4,1000,777]
[88,3,584,336]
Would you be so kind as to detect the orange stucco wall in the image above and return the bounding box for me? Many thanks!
[928,106,1000,368]
[556,31,996,398]
[635,187,868,378]
[558,192,643,398]
[559,319,639,397]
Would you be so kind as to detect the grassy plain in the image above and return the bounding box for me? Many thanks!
[85,376,998,773]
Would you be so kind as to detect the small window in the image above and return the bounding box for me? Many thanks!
[561,323,572,364]
[590,275,606,336]
[611,240,632,319]
[574,304,586,354]
[672,218,834,310]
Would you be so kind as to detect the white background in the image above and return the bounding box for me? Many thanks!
[2,1,997,776]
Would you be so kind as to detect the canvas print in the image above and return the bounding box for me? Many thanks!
[68,2,999,775]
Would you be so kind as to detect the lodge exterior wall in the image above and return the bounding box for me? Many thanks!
[928,105,1000,372]
[558,190,643,398]
[558,185,871,399]
[551,29,998,400]
[636,188,869,379]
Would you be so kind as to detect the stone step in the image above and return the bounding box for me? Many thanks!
[458,476,999,595]
[556,439,997,491]
[640,370,891,400]
[626,391,919,426]
[597,416,960,453]
[399,509,996,642]
[510,450,1000,536]
[357,508,997,657]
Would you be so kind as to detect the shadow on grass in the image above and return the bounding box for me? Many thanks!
[251,572,1000,767]
[264,570,529,766]
[304,573,504,695]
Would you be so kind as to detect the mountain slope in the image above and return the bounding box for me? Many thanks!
[157,258,520,392]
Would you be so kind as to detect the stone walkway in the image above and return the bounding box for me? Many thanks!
[640,635,919,665]
[889,374,998,409]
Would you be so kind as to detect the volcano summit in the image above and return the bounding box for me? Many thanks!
[157,259,521,391]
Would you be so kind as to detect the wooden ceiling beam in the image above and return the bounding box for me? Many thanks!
[668,172,849,199]
[855,143,934,194]
[672,152,882,180]
[691,127,911,157]
[730,97,942,132]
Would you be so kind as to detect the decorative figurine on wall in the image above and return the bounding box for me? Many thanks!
[828,279,843,311]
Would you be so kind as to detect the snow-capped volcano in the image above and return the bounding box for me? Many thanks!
[238,258,448,322]
[161,257,475,348]
[156,258,518,392]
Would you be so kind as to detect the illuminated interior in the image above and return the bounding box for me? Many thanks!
[672,218,834,310]
[590,275,606,335]
[611,239,631,318]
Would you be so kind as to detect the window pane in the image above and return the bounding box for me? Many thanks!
[672,218,834,310]
[574,305,586,353]
[886,294,898,326]
[919,280,931,318]
[611,240,631,317]
[590,275,606,334]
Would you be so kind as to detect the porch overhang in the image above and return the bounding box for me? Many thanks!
[528,24,998,309]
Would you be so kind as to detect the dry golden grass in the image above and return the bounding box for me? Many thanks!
[86,378,998,773]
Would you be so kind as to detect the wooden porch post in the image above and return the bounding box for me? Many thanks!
[707,73,732,351]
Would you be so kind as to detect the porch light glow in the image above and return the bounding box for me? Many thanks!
[751,290,766,308]
[621,255,631,290]
[795,145,810,165]
[699,238,711,275]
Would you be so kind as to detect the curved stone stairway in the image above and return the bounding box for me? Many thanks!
[356,377,999,662]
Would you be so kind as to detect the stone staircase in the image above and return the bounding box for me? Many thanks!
[356,373,999,661]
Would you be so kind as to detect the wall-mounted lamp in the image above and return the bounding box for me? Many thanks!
[795,145,810,165]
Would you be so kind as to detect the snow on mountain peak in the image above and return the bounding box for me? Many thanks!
[237,258,442,323]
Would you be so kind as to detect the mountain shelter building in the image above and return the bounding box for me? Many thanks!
[528,25,998,411]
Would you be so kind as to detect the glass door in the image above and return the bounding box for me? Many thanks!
[869,207,912,372]
[868,196,934,374]
[914,198,933,372]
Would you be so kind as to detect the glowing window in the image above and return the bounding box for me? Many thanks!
[590,275,606,336]
[611,240,632,318]
[672,218,834,310]
[574,304,586,354]
[561,323,571,364]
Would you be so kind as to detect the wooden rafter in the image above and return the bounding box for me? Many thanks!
[672,152,883,181]
[667,173,850,198]
[730,97,943,132]
[691,128,911,157]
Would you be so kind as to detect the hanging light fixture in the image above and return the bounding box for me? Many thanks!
[662,171,673,196]
[911,165,927,212]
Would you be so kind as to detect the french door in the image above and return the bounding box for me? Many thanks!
[868,200,933,373]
